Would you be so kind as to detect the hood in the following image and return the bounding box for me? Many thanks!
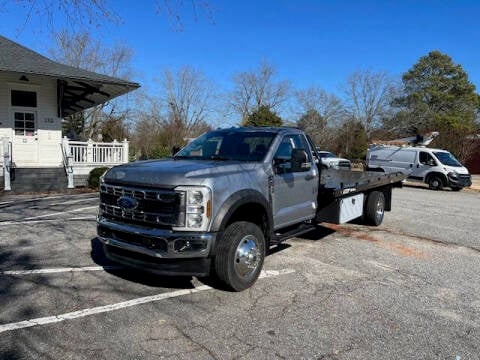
[444,165,470,175]
[104,159,260,188]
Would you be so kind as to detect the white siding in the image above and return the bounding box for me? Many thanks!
[0,72,63,167]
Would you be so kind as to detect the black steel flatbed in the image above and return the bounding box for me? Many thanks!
[319,169,406,198]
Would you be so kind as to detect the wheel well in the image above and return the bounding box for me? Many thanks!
[425,172,447,186]
[366,166,385,173]
[225,203,270,245]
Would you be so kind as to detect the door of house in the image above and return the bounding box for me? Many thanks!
[11,109,39,166]
[10,89,39,167]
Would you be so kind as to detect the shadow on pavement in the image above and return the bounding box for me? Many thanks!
[90,238,195,289]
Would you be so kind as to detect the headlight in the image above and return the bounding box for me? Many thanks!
[173,186,212,231]
[448,171,458,179]
[99,169,109,184]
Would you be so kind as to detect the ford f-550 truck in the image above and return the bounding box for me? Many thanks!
[97,127,405,291]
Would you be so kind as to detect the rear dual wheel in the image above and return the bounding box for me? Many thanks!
[363,191,385,226]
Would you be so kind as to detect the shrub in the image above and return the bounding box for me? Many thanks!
[88,166,110,189]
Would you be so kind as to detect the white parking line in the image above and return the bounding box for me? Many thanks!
[49,198,98,206]
[22,206,98,220]
[0,216,97,226]
[0,268,295,333]
[0,193,97,206]
[0,265,122,276]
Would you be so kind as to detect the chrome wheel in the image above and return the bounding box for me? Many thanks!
[234,235,261,278]
[376,198,384,223]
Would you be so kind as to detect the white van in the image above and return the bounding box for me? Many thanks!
[366,145,472,191]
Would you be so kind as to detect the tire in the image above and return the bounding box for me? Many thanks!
[451,187,462,192]
[214,221,265,291]
[363,191,385,226]
[428,175,443,191]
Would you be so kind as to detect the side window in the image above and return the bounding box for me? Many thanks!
[419,152,435,165]
[274,134,311,173]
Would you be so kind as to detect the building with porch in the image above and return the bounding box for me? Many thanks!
[0,35,139,192]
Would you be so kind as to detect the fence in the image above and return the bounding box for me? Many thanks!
[62,137,129,165]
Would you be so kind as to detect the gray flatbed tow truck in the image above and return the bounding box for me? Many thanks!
[97,127,405,291]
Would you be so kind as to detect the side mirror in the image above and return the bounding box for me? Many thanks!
[273,157,289,174]
[291,149,310,172]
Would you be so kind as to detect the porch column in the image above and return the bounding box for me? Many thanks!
[112,139,118,163]
[62,136,74,189]
[2,137,11,191]
[122,139,129,163]
[87,139,94,163]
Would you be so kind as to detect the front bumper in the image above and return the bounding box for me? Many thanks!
[97,216,216,276]
[447,173,472,188]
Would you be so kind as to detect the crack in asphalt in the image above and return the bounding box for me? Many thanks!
[173,323,219,359]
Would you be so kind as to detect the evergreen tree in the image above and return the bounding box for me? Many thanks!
[393,51,480,160]
[243,105,283,127]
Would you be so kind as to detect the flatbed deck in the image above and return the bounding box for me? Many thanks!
[319,169,406,198]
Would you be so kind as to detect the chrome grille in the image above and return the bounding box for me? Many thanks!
[99,183,185,227]
[338,161,351,168]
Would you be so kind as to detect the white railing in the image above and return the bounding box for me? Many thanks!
[2,137,12,191]
[62,137,129,165]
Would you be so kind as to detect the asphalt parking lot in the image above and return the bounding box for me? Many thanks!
[0,186,479,360]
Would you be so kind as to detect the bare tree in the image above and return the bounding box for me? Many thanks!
[50,30,134,140]
[1,0,119,34]
[1,0,213,34]
[295,86,346,149]
[295,86,345,126]
[231,61,290,123]
[160,66,214,145]
[344,69,397,138]
[131,70,214,160]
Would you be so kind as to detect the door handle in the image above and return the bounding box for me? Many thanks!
[305,174,315,181]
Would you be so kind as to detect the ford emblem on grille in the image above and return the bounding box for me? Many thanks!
[117,196,138,211]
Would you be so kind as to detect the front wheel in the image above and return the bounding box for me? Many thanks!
[363,191,385,226]
[428,175,443,190]
[214,221,265,291]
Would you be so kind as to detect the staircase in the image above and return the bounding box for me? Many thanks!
[10,167,68,193]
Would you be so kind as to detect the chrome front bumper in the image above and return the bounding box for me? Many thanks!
[97,216,216,259]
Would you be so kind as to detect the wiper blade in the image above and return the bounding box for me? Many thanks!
[209,155,231,161]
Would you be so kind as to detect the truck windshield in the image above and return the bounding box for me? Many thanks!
[433,151,462,167]
[174,130,276,161]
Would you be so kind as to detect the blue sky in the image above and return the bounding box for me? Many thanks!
[1,0,479,118]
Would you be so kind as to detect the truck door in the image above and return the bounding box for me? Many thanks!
[412,151,437,180]
[272,134,318,230]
